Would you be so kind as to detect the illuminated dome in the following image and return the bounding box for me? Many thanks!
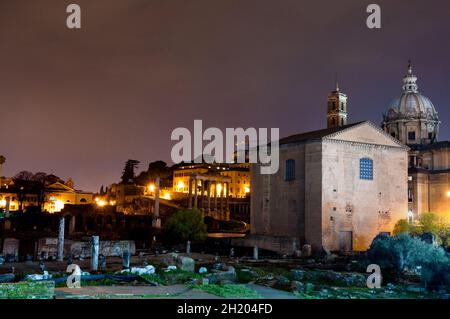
[382,61,440,145]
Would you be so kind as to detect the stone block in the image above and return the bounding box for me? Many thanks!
[177,256,195,272]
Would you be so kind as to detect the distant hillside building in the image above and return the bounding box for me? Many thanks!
[0,178,92,213]
[173,163,251,199]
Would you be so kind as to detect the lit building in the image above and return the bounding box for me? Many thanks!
[382,62,449,224]
[43,182,93,213]
[173,163,251,198]
[0,178,92,213]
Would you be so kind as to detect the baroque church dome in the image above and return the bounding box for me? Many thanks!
[382,61,440,145]
[384,62,439,122]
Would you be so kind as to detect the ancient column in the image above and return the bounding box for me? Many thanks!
[207,181,211,213]
[225,182,229,219]
[188,177,193,209]
[193,177,198,209]
[57,216,65,262]
[122,242,131,269]
[214,181,218,213]
[186,241,191,254]
[5,197,10,218]
[69,215,76,235]
[219,183,224,215]
[200,179,205,211]
[154,177,160,218]
[91,236,99,271]
[253,246,259,260]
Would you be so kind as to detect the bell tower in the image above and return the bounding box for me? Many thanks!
[327,81,348,128]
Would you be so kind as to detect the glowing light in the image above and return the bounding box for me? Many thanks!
[109,200,116,205]
[95,197,99,202]
[148,184,155,192]
[244,186,250,194]
[0,199,6,207]
[216,183,222,194]
[163,192,171,200]
[447,191,450,197]
[55,200,65,212]
[97,200,106,207]
[177,181,185,189]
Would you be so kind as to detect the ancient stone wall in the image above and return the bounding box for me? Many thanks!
[35,238,135,259]
[321,139,408,251]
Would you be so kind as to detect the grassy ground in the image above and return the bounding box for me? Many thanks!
[188,284,261,299]
[0,281,55,299]
[293,286,444,299]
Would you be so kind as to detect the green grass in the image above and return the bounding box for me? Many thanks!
[0,281,55,299]
[55,278,120,288]
[190,284,261,299]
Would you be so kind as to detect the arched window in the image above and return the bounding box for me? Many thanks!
[285,159,295,181]
[360,158,373,180]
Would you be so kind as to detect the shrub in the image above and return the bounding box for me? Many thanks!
[418,212,440,235]
[393,219,414,235]
[164,209,207,244]
[368,233,450,289]
[393,213,449,246]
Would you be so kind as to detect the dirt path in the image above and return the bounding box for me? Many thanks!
[246,284,297,299]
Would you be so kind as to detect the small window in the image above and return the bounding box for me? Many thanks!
[285,159,295,181]
[408,189,413,202]
[408,131,416,141]
[360,158,373,180]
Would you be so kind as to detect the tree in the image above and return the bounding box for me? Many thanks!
[0,155,5,187]
[14,171,34,181]
[0,155,5,176]
[134,161,171,186]
[164,209,208,243]
[147,161,169,176]
[368,233,450,288]
[393,219,414,235]
[121,159,140,184]
[418,212,440,235]
[32,172,48,211]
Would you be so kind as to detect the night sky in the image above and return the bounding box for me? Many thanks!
[0,0,449,192]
